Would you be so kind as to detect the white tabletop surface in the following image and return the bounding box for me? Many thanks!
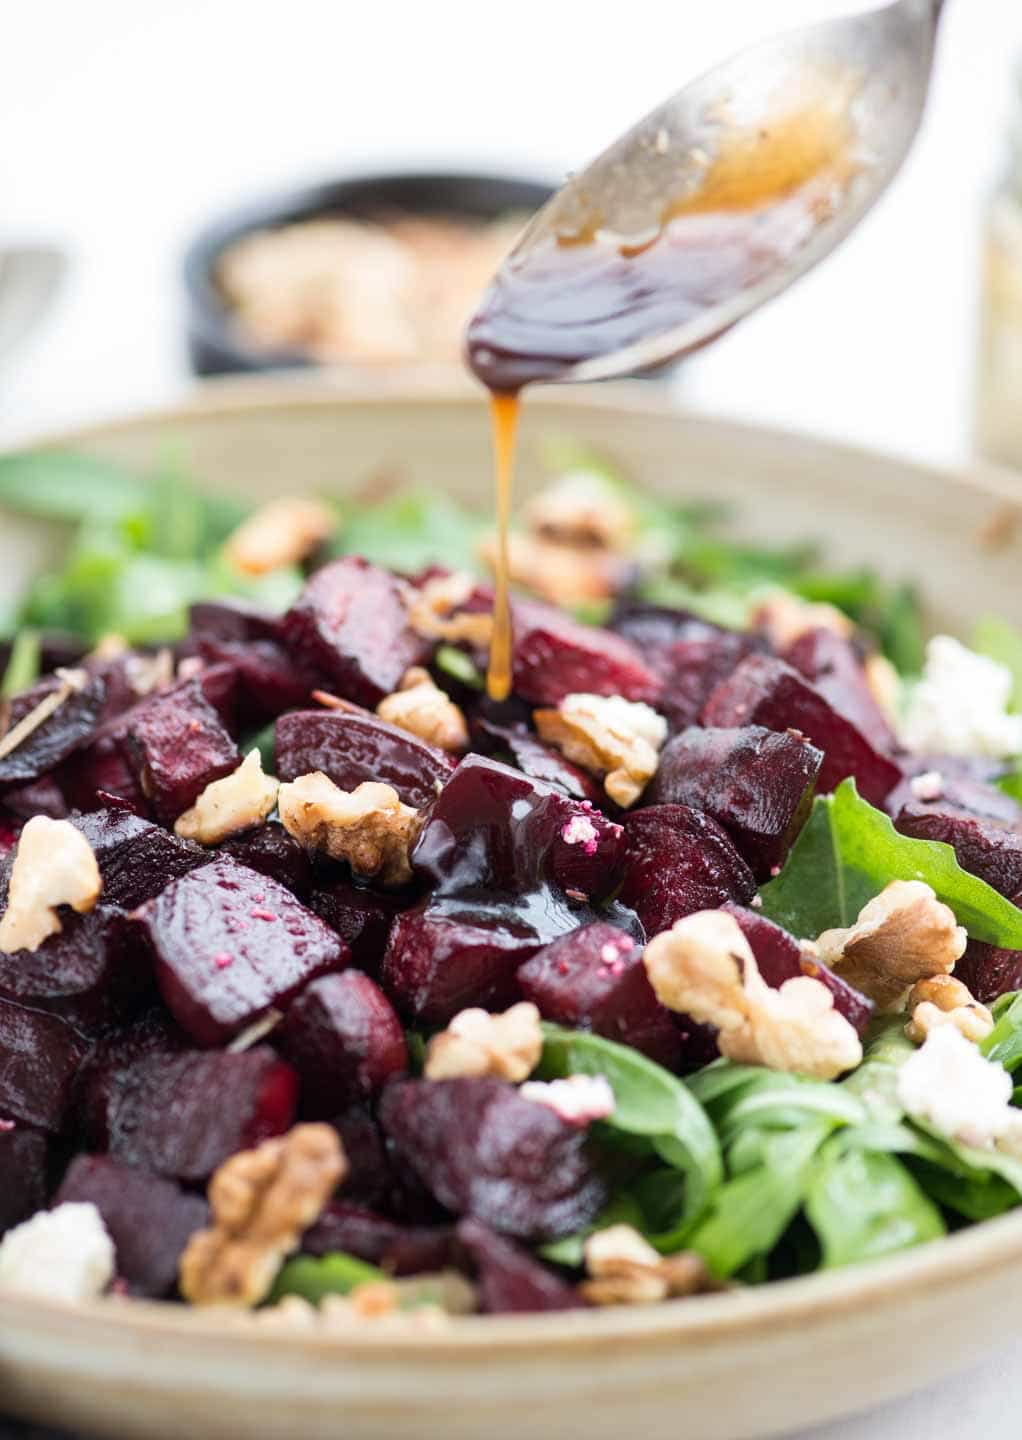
[3,3,1022,1433]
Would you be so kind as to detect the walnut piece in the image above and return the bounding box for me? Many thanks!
[278,772,421,886]
[534,692,668,808]
[644,909,863,1080]
[750,589,854,650]
[478,530,631,608]
[408,572,493,649]
[179,1124,346,1308]
[905,974,994,1045]
[581,1224,715,1307]
[0,816,102,954]
[524,471,638,553]
[174,749,280,845]
[815,881,967,1010]
[223,497,336,575]
[376,667,468,752]
[424,1002,543,1082]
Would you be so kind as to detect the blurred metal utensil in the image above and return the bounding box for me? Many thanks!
[0,246,66,370]
[468,0,945,387]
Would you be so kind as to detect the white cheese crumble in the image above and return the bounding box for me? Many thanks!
[519,1073,615,1125]
[908,769,944,802]
[896,1025,1015,1149]
[0,1202,115,1302]
[899,636,1022,760]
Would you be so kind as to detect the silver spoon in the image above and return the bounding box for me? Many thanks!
[467,0,945,389]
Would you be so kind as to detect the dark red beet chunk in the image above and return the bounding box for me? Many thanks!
[647,726,822,880]
[136,855,349,1047]
[275,709,455,810]
[0,671,105,787]
[413,754,623,902]
[219,822,313,898]
[70,808,209,909]
[308,878,410,974]
[725,904,874,1035]
[619,805,755,936]
[122,677,240,824]
[885,766,1022,824]
[56,1155,209,1297]
[282,556,428,706]
[0,1128,48,1235]
[276,972,407,1116]
[471,716,603,804]
[894,804,1022,901]
[61,728,149,815]
[96,1044,297,1182]
[75,1007,189,1148]
[379,1077,607,1241]
[954,940,1022,1006]
[327,1105,395,1209]
[197,638,313,726]
[456,1218,585,1313]
[302,1201,454,1276]
[0,999,86,1132]
[517,922,681,1069]
[188,598,282,645]
[702,655,901,807]
[1,775,68,821]
[510,598,661,707]
[784,629,896,753]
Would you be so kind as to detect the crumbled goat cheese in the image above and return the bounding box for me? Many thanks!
[519,1073,615,1125]
[909,770,944,802]
[0,1203,114,1303]
[900,636,1022,759]
[896,1025,1015,1149]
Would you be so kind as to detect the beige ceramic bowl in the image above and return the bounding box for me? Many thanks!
[2,378,1022,1440]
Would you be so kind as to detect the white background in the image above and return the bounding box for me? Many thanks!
[3,3,1022,1435]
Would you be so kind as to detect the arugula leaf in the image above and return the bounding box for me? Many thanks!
[805,1144,945,1268]
[759,779,1022,947]
[335,490,484,575]
[999,770,1022,804]
[974,616,1022,710]
[1,629,41,697]
[980,992,1022,1072]
[268,1251,384,1305]
[0,451,151,524]
[435,645,484,690]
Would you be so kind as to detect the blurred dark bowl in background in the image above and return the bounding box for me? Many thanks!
[183,170,555,378]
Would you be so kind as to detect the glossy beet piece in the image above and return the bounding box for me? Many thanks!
[71,807,209,909]
[456,1219,585,1314]
[96,1044,297,1182]
[647,726,822,880]
[784,628,896,753]
[197,638,313,727]
[619,805,756,937]
[1,775,68,821]
[413,754,624,902]
[328,1105,395,1210]
[517,922,681,1069]
[894,804,1022,901]
[0,907,153,1034]
[953,940,1022,1006]
[189,598,283,645]
[510,598,661,707]
[885,766,1022,826]
[275,709,455,810]
[282,556,428,706]
[725,904,874,1036]
[137,855,349,1047]
[219,822,313,898]
[471,716,603,805]
[702,655,901,807]
[122,677,240,824]
[56,1155,209,1297]
[0,1128,48,1236]
[276,972,407,1116]
[75,1007,189,1148]
[0,999,86,1132]
[609,601,725,666]
[379,1077,607,1242]
[308,878,410,974]
[0,671,105,787]
[61,729,149,815]
[302,1201,454,1276]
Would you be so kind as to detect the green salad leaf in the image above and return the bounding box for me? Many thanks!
[334,489,484,575]
[759,779,1022,947]
[980,992,1022,1073]
[268,1252,385,1305]
[1,629,41,697]
[805,1144,945,1268]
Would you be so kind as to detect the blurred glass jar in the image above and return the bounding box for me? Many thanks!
[977,68,1022,470]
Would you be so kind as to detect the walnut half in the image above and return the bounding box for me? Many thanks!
[223,497,336,576]
[278,772,421,886]
[0,816,101,954]
[905,974,994,1045]
[534,692,667,808]
[174,749,280,845]
[424,1002,543,1082]
[377,667,468,753]
[581,1225,717,1306]
[179,1124,346,1308]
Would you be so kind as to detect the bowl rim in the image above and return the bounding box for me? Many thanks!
[4,375,1022,1354]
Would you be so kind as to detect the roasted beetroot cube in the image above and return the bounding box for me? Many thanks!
[0,671,105,787]
[137,855,349,1047]
[99,1044,297,1182]
[471,716,603,805]
[784,629,896,753]
[456,1218,585,1313]
[518,922,681,1069]
[188,598,282,645]
[121,677,239,824]
[282,556,428,706]
[198,638,313,727]
[885,764,1022,825]
[328,1105,395,1209]
[0,907,153,1034]
[275,709,455,810]
[510,598,661,707]
[609,601,724,665]
[219,822,313,898]
[0,999,86,1132]
[0,1128,48,1235]
[61,729,149,815]
[953,940,1022,1006]
[1,775,68,821]
[276,972,407,1115]
[308,878,410,974]
[71,808,209,909]
[302,1201,454,1276]
[894,804,1022,901]
[379,1077,607,1242]
[413,755,623,902]
[619,805,755,936]
[725,904,873,1035]
[702,655,901,807]
[647,726,822,880]
[76,1007,189,1149]
[56,1154,208,1297]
